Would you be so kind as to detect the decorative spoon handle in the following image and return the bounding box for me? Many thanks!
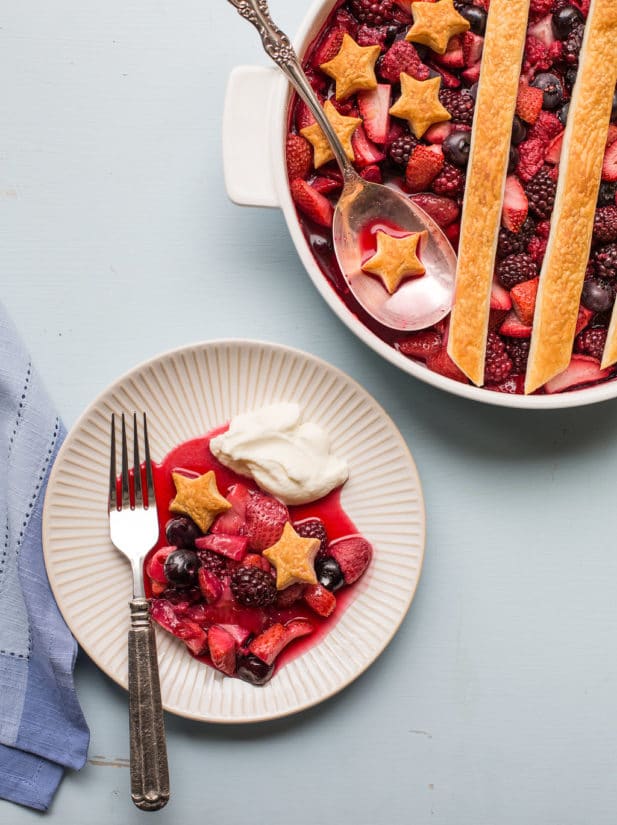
[227,0,353,174]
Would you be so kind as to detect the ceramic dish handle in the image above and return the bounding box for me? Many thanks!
[223,65,280,208]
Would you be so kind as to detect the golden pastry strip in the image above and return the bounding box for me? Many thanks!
[526,0,617,392]
[447,0,530,385]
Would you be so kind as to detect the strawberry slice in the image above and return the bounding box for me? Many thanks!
[511,277,539,325]
[545,355,611,394]
[358,84,391,144]
[607,124,617,147]
[396,330,442,361]
[405,145,444,192]
[351,125,386,167]
[311,27,345,68]
[290,179,334,228]
[328,535,373,585]
[211,482,250,536]
[461,62,481,85]
[528,14,556,46]
[545,131,564,165]
[575,306,594,335]
[602,140,617,182]
[499,311,532,338]
[426,348,469,382]
[433,35,465,69]
[195,533,248,562]
[490,279,513,311]
[462,31,484,66]
[146,546,174,584]
[303,584,337,618]
[312,175,344,195]
[424,121,455,144]
[248,619,313,666]
[429,63,461,89]
[410,192,459,227]
[501,175,529,232]
[286,134,312,181]
[198,568,223,604]
[516,84,544,125]
[207,625,237,676]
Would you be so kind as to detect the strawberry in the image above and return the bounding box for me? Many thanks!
[146,546,174,584]
[357,23,390,47]
[433,35,465,70]
[217,624,252,647]
[328,535,373,584]
[295,99,317,131]
[575,306,594,336]
[424,121,457,144]
[511,277,539,325]
[358,84,391,144]
[303,584,337,617]
[462,31,484,67]
[361,164,383,183]
[606,124,617,148]
[312,27,345,67]
[491,279,513,311]
[198,567,223,604]
[545,131,564,164]
[444,221,460,248]
[501,175,529,232]
[602,141,617,182]
[427,348,469,382]
[405,144,444,192]
[248,619,313,665]
[528,10,556,41]
[527,235,548,265]
[195,533,248,562]
[211,482,250,536]
[461,62,481,85]
[151,601,208,654]
[290,179,334,228]
[181,621,210,656]
[242,553,273,572]
[545,355,610,394]
[516,84,544,124]
[275,582,306,608]
[245,492,289,551]
[207,625,237,676]
[351,125,386,167]
[151,580,166,597]
[286,134,313,181]
[312,175,343,195]
[527,111,562,145]
[429,63,461,89]
[379,40,430,84]
[499,311,532,338]
[516,138,546,182]
[410,193,459,228]
[397,330,442,361]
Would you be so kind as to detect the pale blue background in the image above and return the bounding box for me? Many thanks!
[3,1,617,823]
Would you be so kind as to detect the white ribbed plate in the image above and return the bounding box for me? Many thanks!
[43,340,425,723]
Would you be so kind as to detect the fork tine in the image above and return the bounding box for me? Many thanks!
[143,412,156,510]
[133,412,143,507]
[109,414,118,512]
[121,413,131,509]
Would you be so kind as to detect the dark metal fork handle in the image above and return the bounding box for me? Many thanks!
[128,598,170,812]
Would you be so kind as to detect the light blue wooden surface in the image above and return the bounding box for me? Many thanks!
[3,2,617,823]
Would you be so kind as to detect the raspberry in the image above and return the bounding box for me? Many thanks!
[438,89,475,124]
[230,566,276,608]
[525,168,557,219]
[432,163,465,196]
[388,133,418,166]
[530,0,554,13]
[504,338,530,374]
[349,0,395,24]
[575,326,608,360]
[594,244,617,280]
[523,36,552,74]
[484,332,513,384]
[196,549,227,578]
[594,207,617,244]
[517,138,546,182]
[527,235,548,265]
[563,23,585,65]
[378,40,430,84]
[496,253,537,290]
[293,517,328,556]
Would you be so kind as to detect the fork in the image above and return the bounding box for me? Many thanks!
[109,412,170,811]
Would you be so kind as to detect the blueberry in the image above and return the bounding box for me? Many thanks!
[236,653,275,686]
[468,82,479,101]
[457,4,487,35]
[315,556,345,592]
[165,517,201,548]
[558,101,570,127]
[507,146,519,175]
[552,6,583,39]
[598,181,617,207]
[531,73,564,110]
[582,279,614,313]
[164,549,200,587]
[511,115,527,146]
[442,130,471,167]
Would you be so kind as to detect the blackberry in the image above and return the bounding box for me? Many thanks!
[432,163,465,196]
[598,181,617,207]
[348,0,395,25]
[575,326,608,360]
[484,332,513,384]
[388,133,417,166]
[594,206,617,243]
[496,253,537,290]
[563,22,585,65]
[525,168,557,219]
[197,549,227,578]
[496,217,535,260]
[438,89,475,124]
[230,566,276,608]
[504,338,530,374]
[594,244,617,279]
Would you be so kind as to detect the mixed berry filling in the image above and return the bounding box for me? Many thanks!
[144,428,372,686]
[286,0,617,394]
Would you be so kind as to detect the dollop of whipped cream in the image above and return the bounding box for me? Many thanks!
[209,403,349,505]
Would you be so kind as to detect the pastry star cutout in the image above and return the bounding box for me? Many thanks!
[263,522,319,590]
[389,73,451,138]
[406,0,470,55]
[320,33,381,101]
[169,470,231,533]
[301,100,362,168]
[362,230,428,294]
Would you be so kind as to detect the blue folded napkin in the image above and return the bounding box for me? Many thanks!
[0,304,89,811]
